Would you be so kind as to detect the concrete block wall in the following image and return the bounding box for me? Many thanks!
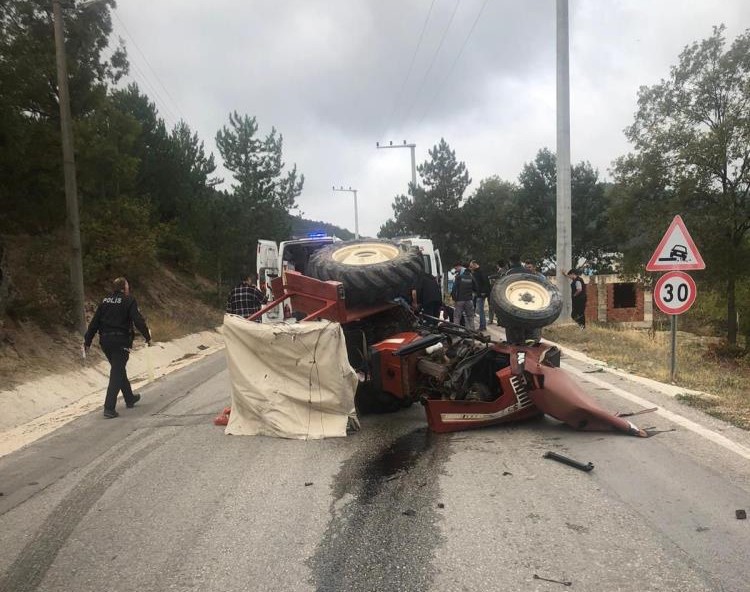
[585,274,652,327]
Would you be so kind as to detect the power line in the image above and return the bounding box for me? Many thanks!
[123,52,179,129]
[399,0,461,127]
[379,0,437,138]
[417,0,490,126]
[113,9,186,123]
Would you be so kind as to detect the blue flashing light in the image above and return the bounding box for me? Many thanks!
[307,232,327,238]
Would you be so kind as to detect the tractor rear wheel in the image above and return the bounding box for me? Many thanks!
[307,240,423,306]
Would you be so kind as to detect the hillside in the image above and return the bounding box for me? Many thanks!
[0,234,223,390]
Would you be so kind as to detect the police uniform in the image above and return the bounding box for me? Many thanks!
[84,289,151,414]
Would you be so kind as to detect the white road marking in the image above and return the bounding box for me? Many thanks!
[563,362,750,461]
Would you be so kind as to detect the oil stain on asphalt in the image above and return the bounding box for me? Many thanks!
[310,422,454,592]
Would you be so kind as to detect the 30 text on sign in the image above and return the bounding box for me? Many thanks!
[653,271,697,315]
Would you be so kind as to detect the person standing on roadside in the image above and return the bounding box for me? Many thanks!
[414,271,443,321]
[567,269,587,328]
[451,262,477,330]
[524,260,545,278]
[487,260,504,327]
[226,271,266,320]
[469,259,491,331]
[84,277,151,419]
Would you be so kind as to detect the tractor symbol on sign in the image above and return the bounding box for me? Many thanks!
[659,244,688,262]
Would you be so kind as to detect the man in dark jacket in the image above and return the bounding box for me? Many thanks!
[469,260,491,331]
[226,272,266,319]
[84,277,151,419]
[487,260,504,326]
[414,272,443,320]
[451,262,477,330]
[567,269,587,328]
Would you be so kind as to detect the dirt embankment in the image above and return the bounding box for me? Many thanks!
[0,234,224,391]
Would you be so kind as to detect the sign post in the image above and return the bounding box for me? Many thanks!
[647,216,705,382]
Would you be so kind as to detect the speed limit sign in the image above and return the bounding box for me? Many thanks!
[654,271,697,315]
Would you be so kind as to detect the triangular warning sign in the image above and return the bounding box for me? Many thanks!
[646,215,705,271]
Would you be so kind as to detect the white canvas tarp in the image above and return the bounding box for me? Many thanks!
[222,314,357,439]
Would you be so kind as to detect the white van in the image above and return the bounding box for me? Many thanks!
[256,234,342,322]
[257,234,446,322]
[391,236,447,301]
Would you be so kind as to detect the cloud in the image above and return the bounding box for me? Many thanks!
[112,0,750,236]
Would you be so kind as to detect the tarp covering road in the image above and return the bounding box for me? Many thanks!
[222,315,357,439]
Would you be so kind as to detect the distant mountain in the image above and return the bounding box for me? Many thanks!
[289,216,355,240]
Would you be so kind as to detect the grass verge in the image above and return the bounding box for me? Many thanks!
[543,323,750,430]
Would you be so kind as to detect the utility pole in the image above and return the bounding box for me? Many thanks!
[376,140,417,196]
[52,0,86,334]
[332,186,359,239]
[555,0,573,322]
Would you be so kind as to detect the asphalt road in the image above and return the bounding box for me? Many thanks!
[1,345,749,592]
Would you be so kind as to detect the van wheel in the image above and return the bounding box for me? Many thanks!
[307,240,424,306]
[490,272,562,329]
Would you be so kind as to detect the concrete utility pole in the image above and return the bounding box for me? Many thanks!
[555,0,573,322]
[376,140,417,196]
[52,0,86,335]
[332,186,359,239]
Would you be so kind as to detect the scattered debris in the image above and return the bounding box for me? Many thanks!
[583,367,604,373]
[384,474,401,482]
[213,407,230,426]
[402,509,416,516]
[437,503,445,509]
[617,407,658,417]
[543,451,594,472]
[736,509,747,520]
[304,482,313,487]
[695,526,710,532]
[0,492,4,496]
[502,471,513,476]
[644,428,677,437]
[197,344,209,350]
[533,573,572,586]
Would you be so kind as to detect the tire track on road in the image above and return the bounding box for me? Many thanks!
[0,430,173,592]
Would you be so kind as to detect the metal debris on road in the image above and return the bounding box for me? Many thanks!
[617,407,658,417]
[533,573,572,586]
[304,482,313,487]
[402,509,416,516]
[543,451,594,472]
[437,503,445,509]
[736,509,747,520]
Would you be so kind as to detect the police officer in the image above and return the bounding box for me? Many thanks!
[84,277,151,418]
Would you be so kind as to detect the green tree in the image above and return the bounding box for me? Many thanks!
[0,0,126,232]
[460,176,518,265]
[615,25,750,343]
[379,138,471,266]
[215,112,304,270]
[513,148,613,270]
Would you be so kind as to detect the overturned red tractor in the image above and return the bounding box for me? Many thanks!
[249,239,647,437]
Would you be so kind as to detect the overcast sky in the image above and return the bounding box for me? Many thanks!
[111,0,750,237]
